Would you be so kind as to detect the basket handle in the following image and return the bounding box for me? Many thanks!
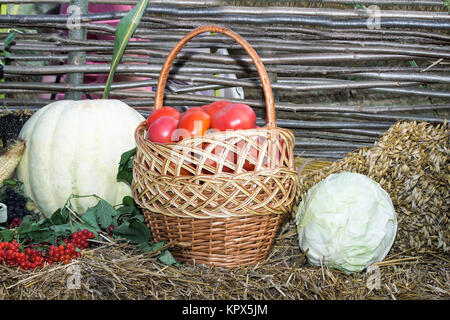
[154,25,277,129]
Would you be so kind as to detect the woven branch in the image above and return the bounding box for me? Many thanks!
[2,1,449,161]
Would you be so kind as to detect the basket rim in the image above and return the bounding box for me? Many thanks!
[134,119,296,147]
[133,119,297,175]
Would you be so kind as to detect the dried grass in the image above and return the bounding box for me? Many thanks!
[0,227,448,300]
[1,127,448,300]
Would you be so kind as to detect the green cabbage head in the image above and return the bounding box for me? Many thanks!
[295,172,397,274]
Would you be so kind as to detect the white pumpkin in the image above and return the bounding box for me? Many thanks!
[17,99,145,218]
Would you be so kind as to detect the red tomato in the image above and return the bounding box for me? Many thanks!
[249,136,286,169]
[169,161,192,176]
[211,103,256,132]
[146,106,181,130]
[235,134,278,172]
[201,100,231,119]
[171,128,190,142]
[203,144,234,174]
[147,116,178,143]
[176,109,211,141]
[183,107,203,115]
[235,140,259,172]
[203,142,258,173]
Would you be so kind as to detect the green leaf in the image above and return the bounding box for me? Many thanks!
[102,0,149,99]
[138,242,152,252]
[78,199,119,231]
[158,249,178,266]
[28,230,55,244]
[138,241,164,253]
[81,206,100,230]
[15,216,53,243]
[72,220,99,236]
[112,220,150,244]
[117,205,135,215]
[111,214,122,227]
[117,196,138,216]
[0,229,14,242]
[117,170,133,186]
[132,214,145,223]
[50,224,73,237]
[1,178,22,188]
[117,148,136,185]
[119,148,136,166]
[4,32,16,47]
[96,199,118,228]
[122,196,136,208]
[37,217,52,228]
[409,60,419,68]
[49,207,69,225]
[17,216,39,234]
[114,195,145,227]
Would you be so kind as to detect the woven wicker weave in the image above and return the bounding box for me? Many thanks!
[132,25,298,268]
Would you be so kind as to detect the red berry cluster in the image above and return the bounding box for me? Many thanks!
[0,229,96,270]
[46,243,79,265]
[66,229,96,249]
[0,241,45,270]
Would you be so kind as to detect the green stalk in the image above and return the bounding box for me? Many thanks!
[102,0,149,99]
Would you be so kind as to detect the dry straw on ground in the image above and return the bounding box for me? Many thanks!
[1,122,449,300]
[0,225,448,300]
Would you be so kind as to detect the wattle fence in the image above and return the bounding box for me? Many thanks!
[1,0,449,159]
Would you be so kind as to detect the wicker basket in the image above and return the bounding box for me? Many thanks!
[132,25,298,268]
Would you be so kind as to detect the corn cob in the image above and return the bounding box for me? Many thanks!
[0,139,25,186]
